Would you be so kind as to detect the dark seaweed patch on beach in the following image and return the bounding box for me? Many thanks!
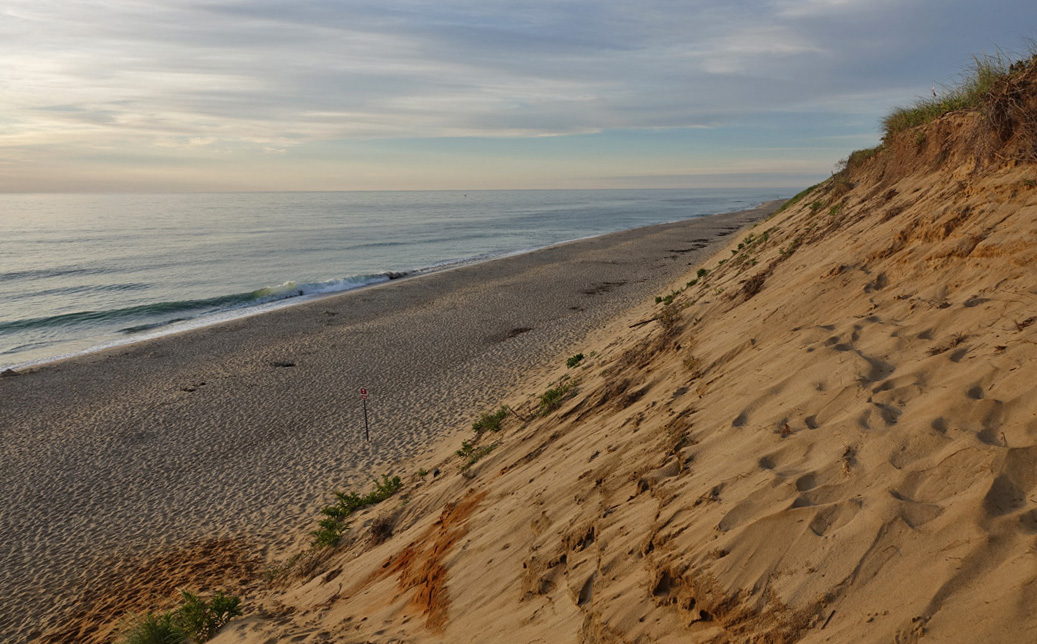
[667,244,707,253]
[583,281,626,296]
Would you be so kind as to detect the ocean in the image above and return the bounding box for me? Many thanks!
[0,188,791,370]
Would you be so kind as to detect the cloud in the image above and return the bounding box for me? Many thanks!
[0,0,1035,189]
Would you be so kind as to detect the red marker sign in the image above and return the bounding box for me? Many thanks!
[360,387,368,399]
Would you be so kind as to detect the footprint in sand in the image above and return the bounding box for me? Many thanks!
[981,446,1037,519]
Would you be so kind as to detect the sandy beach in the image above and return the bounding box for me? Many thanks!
[0,202,780,642]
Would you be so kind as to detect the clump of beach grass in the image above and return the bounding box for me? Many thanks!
[118,590,242,644]
[457,439,498,465]
[539,378,575,416]
[456,438,500,477]
[655,290,681,306]
[882,52,1013,139]
[119,612,182,644]
[312,474,402,548]
[472,406,509,434]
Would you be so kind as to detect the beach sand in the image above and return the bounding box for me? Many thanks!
[0,202,780,642]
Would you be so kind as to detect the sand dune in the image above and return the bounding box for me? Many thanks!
[189,64,1037,644]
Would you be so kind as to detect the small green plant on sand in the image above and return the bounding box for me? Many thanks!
[472,406,509,434]
[539,380,575,416]
[120,612,184,644]
[655,289,681,306]
[119,591,242,644]
[456,439,499,470]
[311,518,345,548]
[779,237,802,257]
[566,353,585,368]
[312,474,402,547]
[418,467,429,478]
[457,439,476,458]
[175,591,243,642]
[696,267,709,278]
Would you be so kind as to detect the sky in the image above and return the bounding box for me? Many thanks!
[0,0,1034,192]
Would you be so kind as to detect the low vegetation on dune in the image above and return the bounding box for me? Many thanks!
[880,46,1037,159]
[471,406,509,434]
[311,474,403,547]
[119,591,241,644]
[883,52,1018,136]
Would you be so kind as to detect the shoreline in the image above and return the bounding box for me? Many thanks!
[1,201,781,374]
[0,200,781,642]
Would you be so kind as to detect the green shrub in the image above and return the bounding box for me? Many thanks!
[311,516,346,547]
[370,474,402,501]
[539,381,574,416]
[456,439,475,458]
[312,475,402,548]
[696,268,709,278]
[457,439,498,467]
[472,407,509,434]
[119,592,243,644]
[120,612,186,644]
[175,591,242,642]
[566,353,584,368]
[656,291,679,306]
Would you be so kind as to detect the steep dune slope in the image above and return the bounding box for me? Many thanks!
[203,61,1036,643]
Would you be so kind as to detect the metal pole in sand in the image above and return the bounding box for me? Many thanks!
[360,387,370,442]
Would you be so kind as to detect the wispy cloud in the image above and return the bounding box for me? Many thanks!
[0,0,1033,190]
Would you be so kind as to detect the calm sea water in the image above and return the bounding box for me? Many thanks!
[0,189,790,369]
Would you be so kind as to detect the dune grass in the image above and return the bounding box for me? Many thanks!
[312,474,402,547]
[472,407,509,434]
[881,53,1013,139]
[119,591,242,644]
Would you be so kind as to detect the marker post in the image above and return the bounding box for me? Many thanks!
[360,387,370,442]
